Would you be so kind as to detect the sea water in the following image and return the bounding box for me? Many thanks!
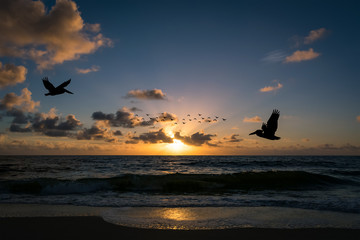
[1,155,360,229]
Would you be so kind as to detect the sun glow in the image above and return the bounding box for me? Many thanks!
[163,129,187,153]
[169,139,185,152]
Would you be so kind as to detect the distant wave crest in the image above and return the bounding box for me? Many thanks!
[0,171,352,195]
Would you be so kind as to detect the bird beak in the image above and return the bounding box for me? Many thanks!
[249,131,256,135]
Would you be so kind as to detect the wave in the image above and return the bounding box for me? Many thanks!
[0,171,352,195]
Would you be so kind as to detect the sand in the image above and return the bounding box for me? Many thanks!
[1,216,360,240]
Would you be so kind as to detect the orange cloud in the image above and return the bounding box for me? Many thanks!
[126,128,173,144]
[0,62,27,88]
[284,48,320,63]
[304,28,328,44]
[76,121,119,142]
[223,134,243,143]
[0,0,111,69]
[76,65,100,74]
[125,89,167,100]
[357,116,360,122]
[259,82,283,92]
[0,88,39,112]
[174,131,217,147]
[243,116,262,122]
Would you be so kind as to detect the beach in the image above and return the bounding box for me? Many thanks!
[2,216,360,240]
[1,156,360,238]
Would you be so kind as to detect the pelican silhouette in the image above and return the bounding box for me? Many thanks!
[42,77,73,96]
[249,109,281,140]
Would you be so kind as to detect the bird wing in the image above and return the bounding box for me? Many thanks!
[265,109,280,135]
[42,78,56,91]
[57,79,71,89]
[261,122,267,131]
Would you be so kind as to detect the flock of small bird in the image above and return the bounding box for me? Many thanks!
[42,77,281,140]
[134,113,227,125]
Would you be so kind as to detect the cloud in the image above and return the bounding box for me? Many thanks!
[113,130,122,136]
[5,108,30,124]
[5,107,82,137]
[126,128,173,144]
[0,136,120,155]
[84,23,101,33]
[224,134,243,143]
[0,0,111,69]
[31,110,82,137]
[284,48,320,63]
[259,82,283,92]
[304,28,328,44]
[262,50,287,63]
[157,112,178,122]
[317,143,360,151]
[92,108,178,128]
[357,116,360,122]
[0,88,39,112]
[9,123,32,133]
[174,131,216,146]
[243,116,262,122]
[3,104,122,142]
[76,65,100,74]
[125,89,167,100]
[130,107,142,112]
[92,107,155,128]
[76,121,119,142]
[0,62,27,88]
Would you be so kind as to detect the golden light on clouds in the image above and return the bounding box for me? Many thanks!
[284,48,320,63]
[259,82,283,92]
[164,129,190,154]
[168,139,186,152]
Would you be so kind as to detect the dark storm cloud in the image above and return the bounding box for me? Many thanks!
[126,128,173,144]
[174,131,216,146]
[125,89,167,100]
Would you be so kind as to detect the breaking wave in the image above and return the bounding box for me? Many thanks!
[0,171,351,195]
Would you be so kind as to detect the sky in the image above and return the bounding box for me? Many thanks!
[0,0,359,155]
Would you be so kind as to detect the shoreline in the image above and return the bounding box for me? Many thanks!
[1,216,360,240]
[1,204,360,230]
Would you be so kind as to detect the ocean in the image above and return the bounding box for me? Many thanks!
[1,155,360,229]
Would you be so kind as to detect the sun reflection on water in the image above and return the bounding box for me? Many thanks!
[160,208,196,221]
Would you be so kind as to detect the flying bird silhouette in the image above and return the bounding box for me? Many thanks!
[249,109,281,140]
[42,77,73,96]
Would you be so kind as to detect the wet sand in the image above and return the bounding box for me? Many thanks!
[1,216,360,240]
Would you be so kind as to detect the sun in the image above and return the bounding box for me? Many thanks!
[169,139,185,152]
[163,128,189,154]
